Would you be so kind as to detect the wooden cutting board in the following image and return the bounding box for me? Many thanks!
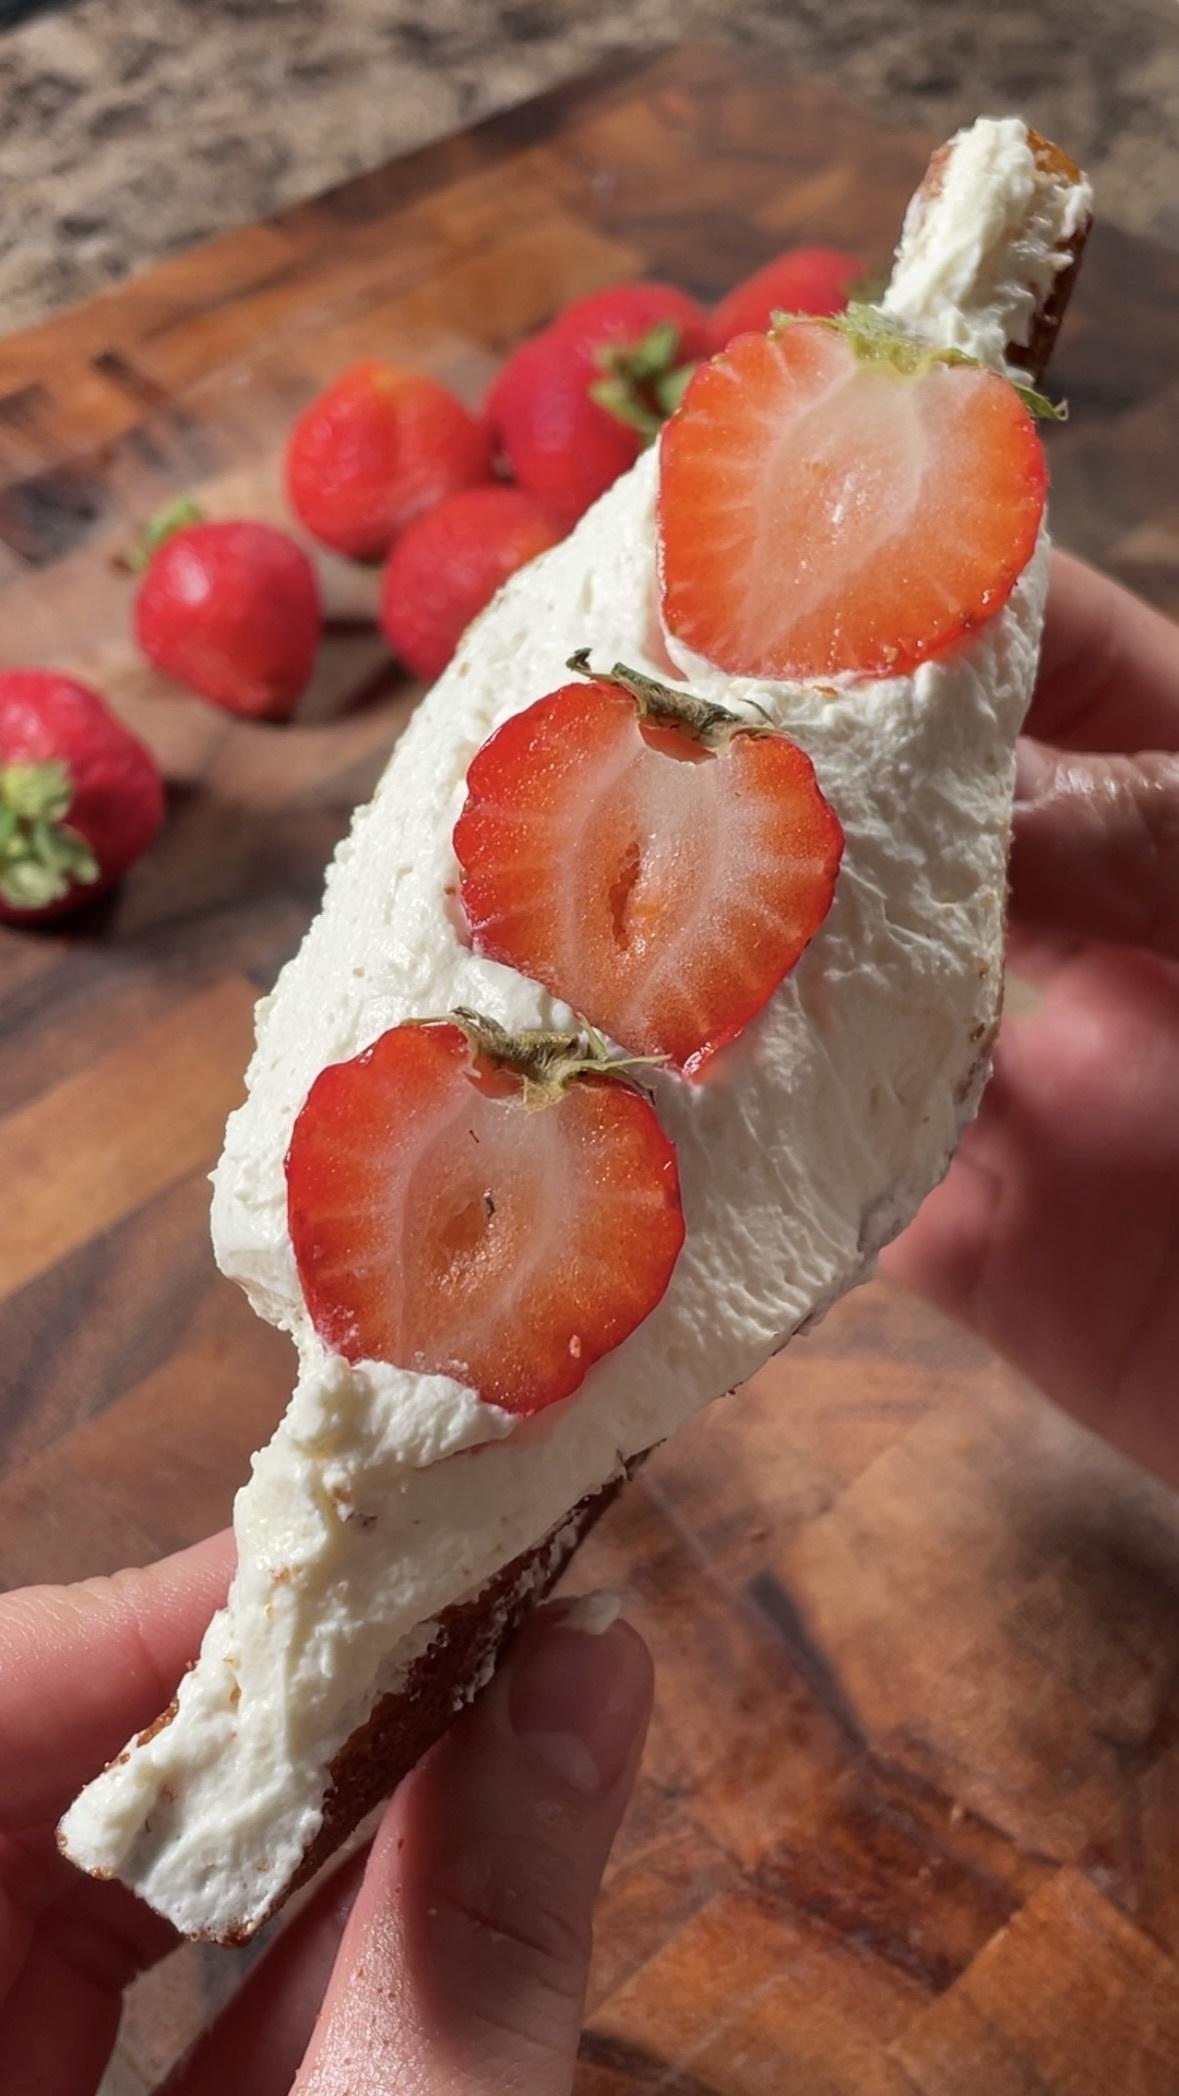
[3,42,1179,2094]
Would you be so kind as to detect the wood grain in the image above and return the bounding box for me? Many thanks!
[2,42,1179,2093]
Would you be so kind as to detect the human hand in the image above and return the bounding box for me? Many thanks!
[884,550,1179,1482]
[0,1535,651,2093]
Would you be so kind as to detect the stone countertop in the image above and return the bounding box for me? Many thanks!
[3,0,1179,334]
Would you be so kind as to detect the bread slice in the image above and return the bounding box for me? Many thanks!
[59,117,1092,1943]
[225,1467,635,1945]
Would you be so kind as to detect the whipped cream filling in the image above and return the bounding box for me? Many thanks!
[883,115,1092,371]
[61,118,1085,1942]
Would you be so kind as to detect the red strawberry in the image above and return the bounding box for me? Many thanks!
[658,317,1048,682]
[0,672,164,922]
[454,658,843,1076]
[286,361,493,560]
[486,331,629,531]
[487,282,710,529]
[550,282,711,370]
[134,510,321,720]
[286,1013,684,1414]
[379,485,561,681]
[709,247,863,349]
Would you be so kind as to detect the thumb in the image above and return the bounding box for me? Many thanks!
[1010,738,1179,960]
[293,1595,652,2095]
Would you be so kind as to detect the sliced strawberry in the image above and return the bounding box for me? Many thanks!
[455,661,843,1076]
[658,317,1048,682]
[286,1015,684,1415]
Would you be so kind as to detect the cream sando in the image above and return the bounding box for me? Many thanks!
[59,118,1092,1942]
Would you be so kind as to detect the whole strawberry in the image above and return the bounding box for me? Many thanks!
[550,282,711,377]
[709,246,863,350]
[379,485,561,681]
[487,282,710,529]
[134,506,321,721]
[0,671,164,923]
[286,361,493,560]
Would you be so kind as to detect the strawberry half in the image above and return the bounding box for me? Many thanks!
[658,313,1049,682]
[455,658,843,1076]
[286,1014,684,1415]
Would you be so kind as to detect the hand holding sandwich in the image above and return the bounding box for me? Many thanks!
[1,555,1175,2091]
[886,550,1179,1481]
[0,1535,651,2094]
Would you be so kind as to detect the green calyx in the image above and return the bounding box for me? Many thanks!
[589,321,699,441]
[566,648,771,749]
[651,359,697,418]
[447,1008,663,1112]
[772,302,1068,421]
[124,495,205,575]
[0,759,99,910]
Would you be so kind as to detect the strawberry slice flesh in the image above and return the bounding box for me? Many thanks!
[455,679,843,1075]
[286,1021,684,1415]
[658,323,1047,681]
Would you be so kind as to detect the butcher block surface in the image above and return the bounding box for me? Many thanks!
[3,43,1179,2093]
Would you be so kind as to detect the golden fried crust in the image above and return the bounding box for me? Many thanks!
[1027,128,1084,187]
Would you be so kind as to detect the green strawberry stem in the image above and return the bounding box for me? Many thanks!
[589,320,693,442]
[566,648,768,750]
[124,495,206,575]
[652,361,699,417]
[0,759,99,910]
[771,302,1068,421]
[446,1008,664,1112]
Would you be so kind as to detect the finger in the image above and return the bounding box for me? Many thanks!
[0,1840,178,2095]
[0,1924,123,2096]
[0,1828,175,2009]
[883,948,1179,1476]
[1011,740,1179,959]
[158,1848,368,2096]
[294,1596,653,2095]
[1030,551,1179,752]
[1006,930,1082,993]
[1,1652,343,2096]
[0,1531,233,1830]
[0,1541,235,2082]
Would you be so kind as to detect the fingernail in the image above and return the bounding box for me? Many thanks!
[507,1602,651,1796]
[1014,738,1054,806]
[552,1589,621,1635]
